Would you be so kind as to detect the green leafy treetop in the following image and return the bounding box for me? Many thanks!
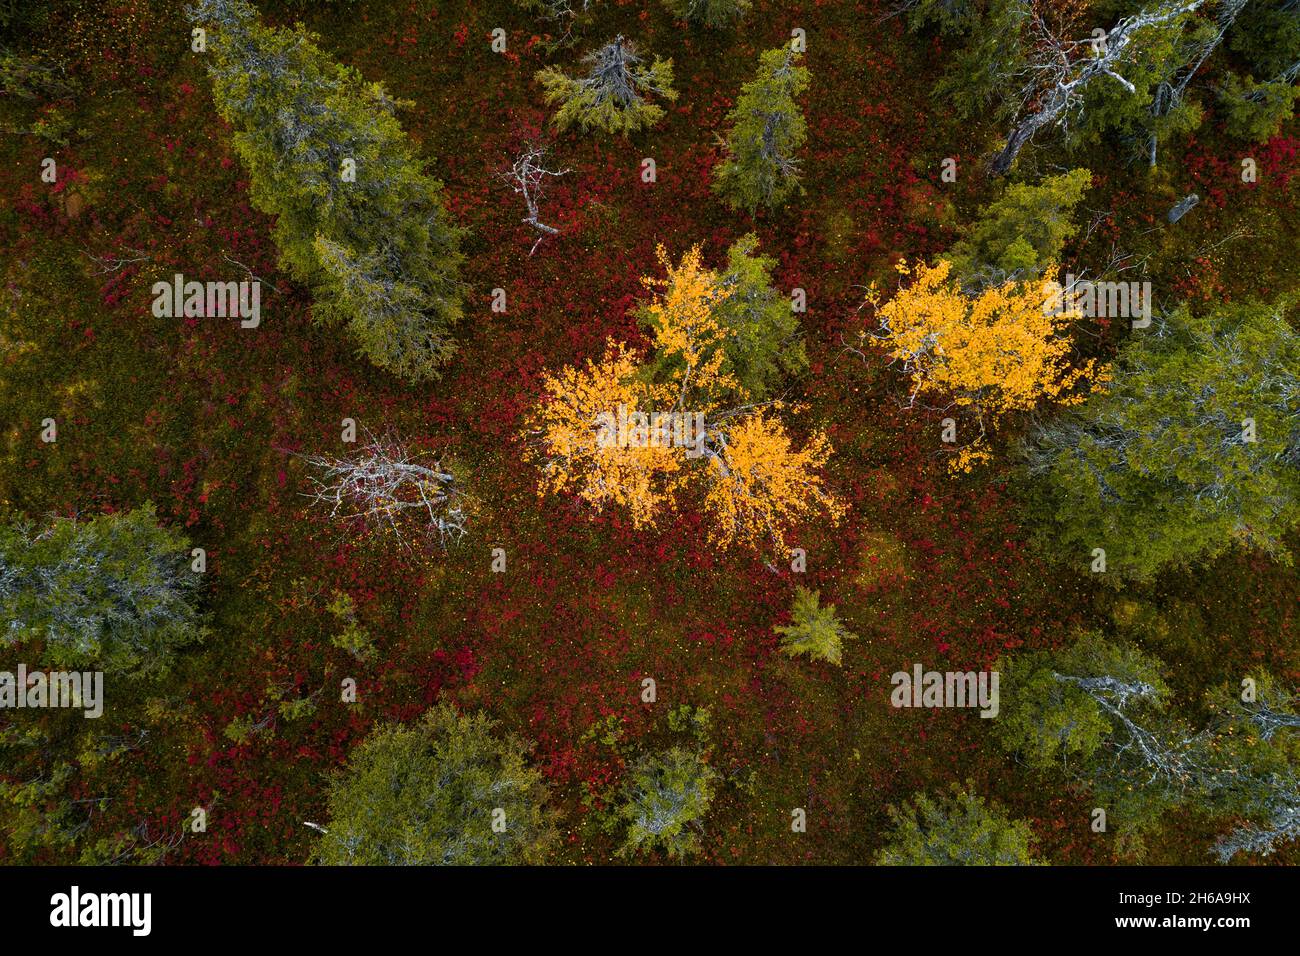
[993,631,1237,855]
[1216,0,1300,144]
[918,0,1031,125]
[1208,673,1300,744]
[186,0,465,383]
[636,233,807,401]
[660,0,751,29]
[900,0,996,33]
[616,746,718,859]
[312,704,557,865]
[1024,299,1300,582]
[996,632,1300,860]
[0,504,205,677]
[1228,0,1300,78]
[994,631,1171,770]
[774,586,855,666]
[943,168,1091,289]
[713,233,808,398]
[1204,675,1300,862]
[988,0,1214,172]
[1216,70,1300,143]
[712,46,810,213]
[536,35,676,136]
[1061,1,1210,164]
[876,783,1046,865]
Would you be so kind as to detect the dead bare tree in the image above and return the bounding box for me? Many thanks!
[82,246,151,276]
[991,0,1204,175]
[514,0,593,49]
[301,432,468,549]
[221,252,280,294]
[500,144,571,256]
[1146,0,1247,165]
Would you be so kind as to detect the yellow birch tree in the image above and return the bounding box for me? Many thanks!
[525,245,841,555]
[866,259,1107,472]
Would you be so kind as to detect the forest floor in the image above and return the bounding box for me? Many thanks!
[1,0,1298,864]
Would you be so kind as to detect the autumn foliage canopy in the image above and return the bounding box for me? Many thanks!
[526,245,842,556]
[866,259,1108,471]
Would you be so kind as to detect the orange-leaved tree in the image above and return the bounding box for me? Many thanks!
[525,244,842,557]
[528,341,684,529]
[863,259,1108,472]
[701,411,839,552]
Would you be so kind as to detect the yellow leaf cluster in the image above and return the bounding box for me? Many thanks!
[526,341,683,528]
[640,244,743,403]
[870,260,1108,472]
[525,246,842,554]
[702,412,843,554]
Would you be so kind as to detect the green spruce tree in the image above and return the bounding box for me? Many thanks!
[1204,675,1300,862]
[990,1,1219,172]
[713,233,808,398]
[877,783,1045,865]
[312,704,557,865]
[774,586,855,666]
[943,168,1092,289]
[903,0,1031,124]
[1024,299,1300,582]
[660,0,751,29]
[0,504,204,676]
[536,35,676,136]
[1215,0,1300,142]
[995,631,1237,854]
[712,46,809,213]
[1216,70,1300,142]
[1227,0,1300,78]
[616,746,717,859]
[187,0,464,382]
[996,633,1300,859]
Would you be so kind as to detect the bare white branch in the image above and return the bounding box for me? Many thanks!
[499,144,571,256]
[300,431,467,549]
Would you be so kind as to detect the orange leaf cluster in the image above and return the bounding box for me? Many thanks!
[525,245,842,555]
[867,260,1109,472]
